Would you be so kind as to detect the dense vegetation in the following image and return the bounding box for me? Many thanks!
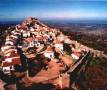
[61,30,107,54]
[85,56,107,90]
[60,29,107,90]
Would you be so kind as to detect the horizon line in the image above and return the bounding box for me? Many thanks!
[0,17,107,21]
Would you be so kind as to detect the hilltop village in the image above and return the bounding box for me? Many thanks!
[0,17,89,89]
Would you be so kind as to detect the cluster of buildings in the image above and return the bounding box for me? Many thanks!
[0,17,87,75]
[1,33,21,74]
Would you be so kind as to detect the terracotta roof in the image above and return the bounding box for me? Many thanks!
[16,24,22,29]
[46,46,53,51]
[43,35,48,39]
[39,29,44,31]
[3,58,20,67]
[4,49,17,55]
[72,52,81,57]
[1,46,15,51]
[5,51,19,58]
[3,62,12,67]
[12,57,20,65]
[8,36,17,41]
[25,37,33,42]
[54,39,62,44]
[3,56,20,67]
[36,36,43,40]
[10,35,18,39]
[20,25,28,30]
[5,40,14,45]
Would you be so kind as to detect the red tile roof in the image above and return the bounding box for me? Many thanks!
[25,37,33,42]
[4,49,17,55]
[46,46,53,52]
[43,35,48,39]
[3,57,20,67]
[5,51,19,58]
[72,52,81,57]
[36,36,43,40]
[12,57,20,65]
[3,62,12,67]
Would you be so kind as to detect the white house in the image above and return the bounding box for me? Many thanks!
[22,31,31,38]
[34,24,39,29]
[57,33,65,42]
[2,61,15,74]
[2,56,21,74]
[1,46,15,52]
[64,37,71,44]
[2,66,12,74]
[30,27,35,32]
[44,46,54,59]
[5,57,12,62]
[30,27,38,34]
[5,40,14,45]
[29,41,34,48]
[5,52,11,57]
[34,41,41,48]
[6,36,11,41]
[71,52,81,60]
[54,39,63,51]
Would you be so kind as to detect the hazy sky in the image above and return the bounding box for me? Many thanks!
[0,0,107,20]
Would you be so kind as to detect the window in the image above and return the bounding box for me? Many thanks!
[50,54,52,58]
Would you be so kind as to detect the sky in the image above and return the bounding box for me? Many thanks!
[0,0,107,21]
